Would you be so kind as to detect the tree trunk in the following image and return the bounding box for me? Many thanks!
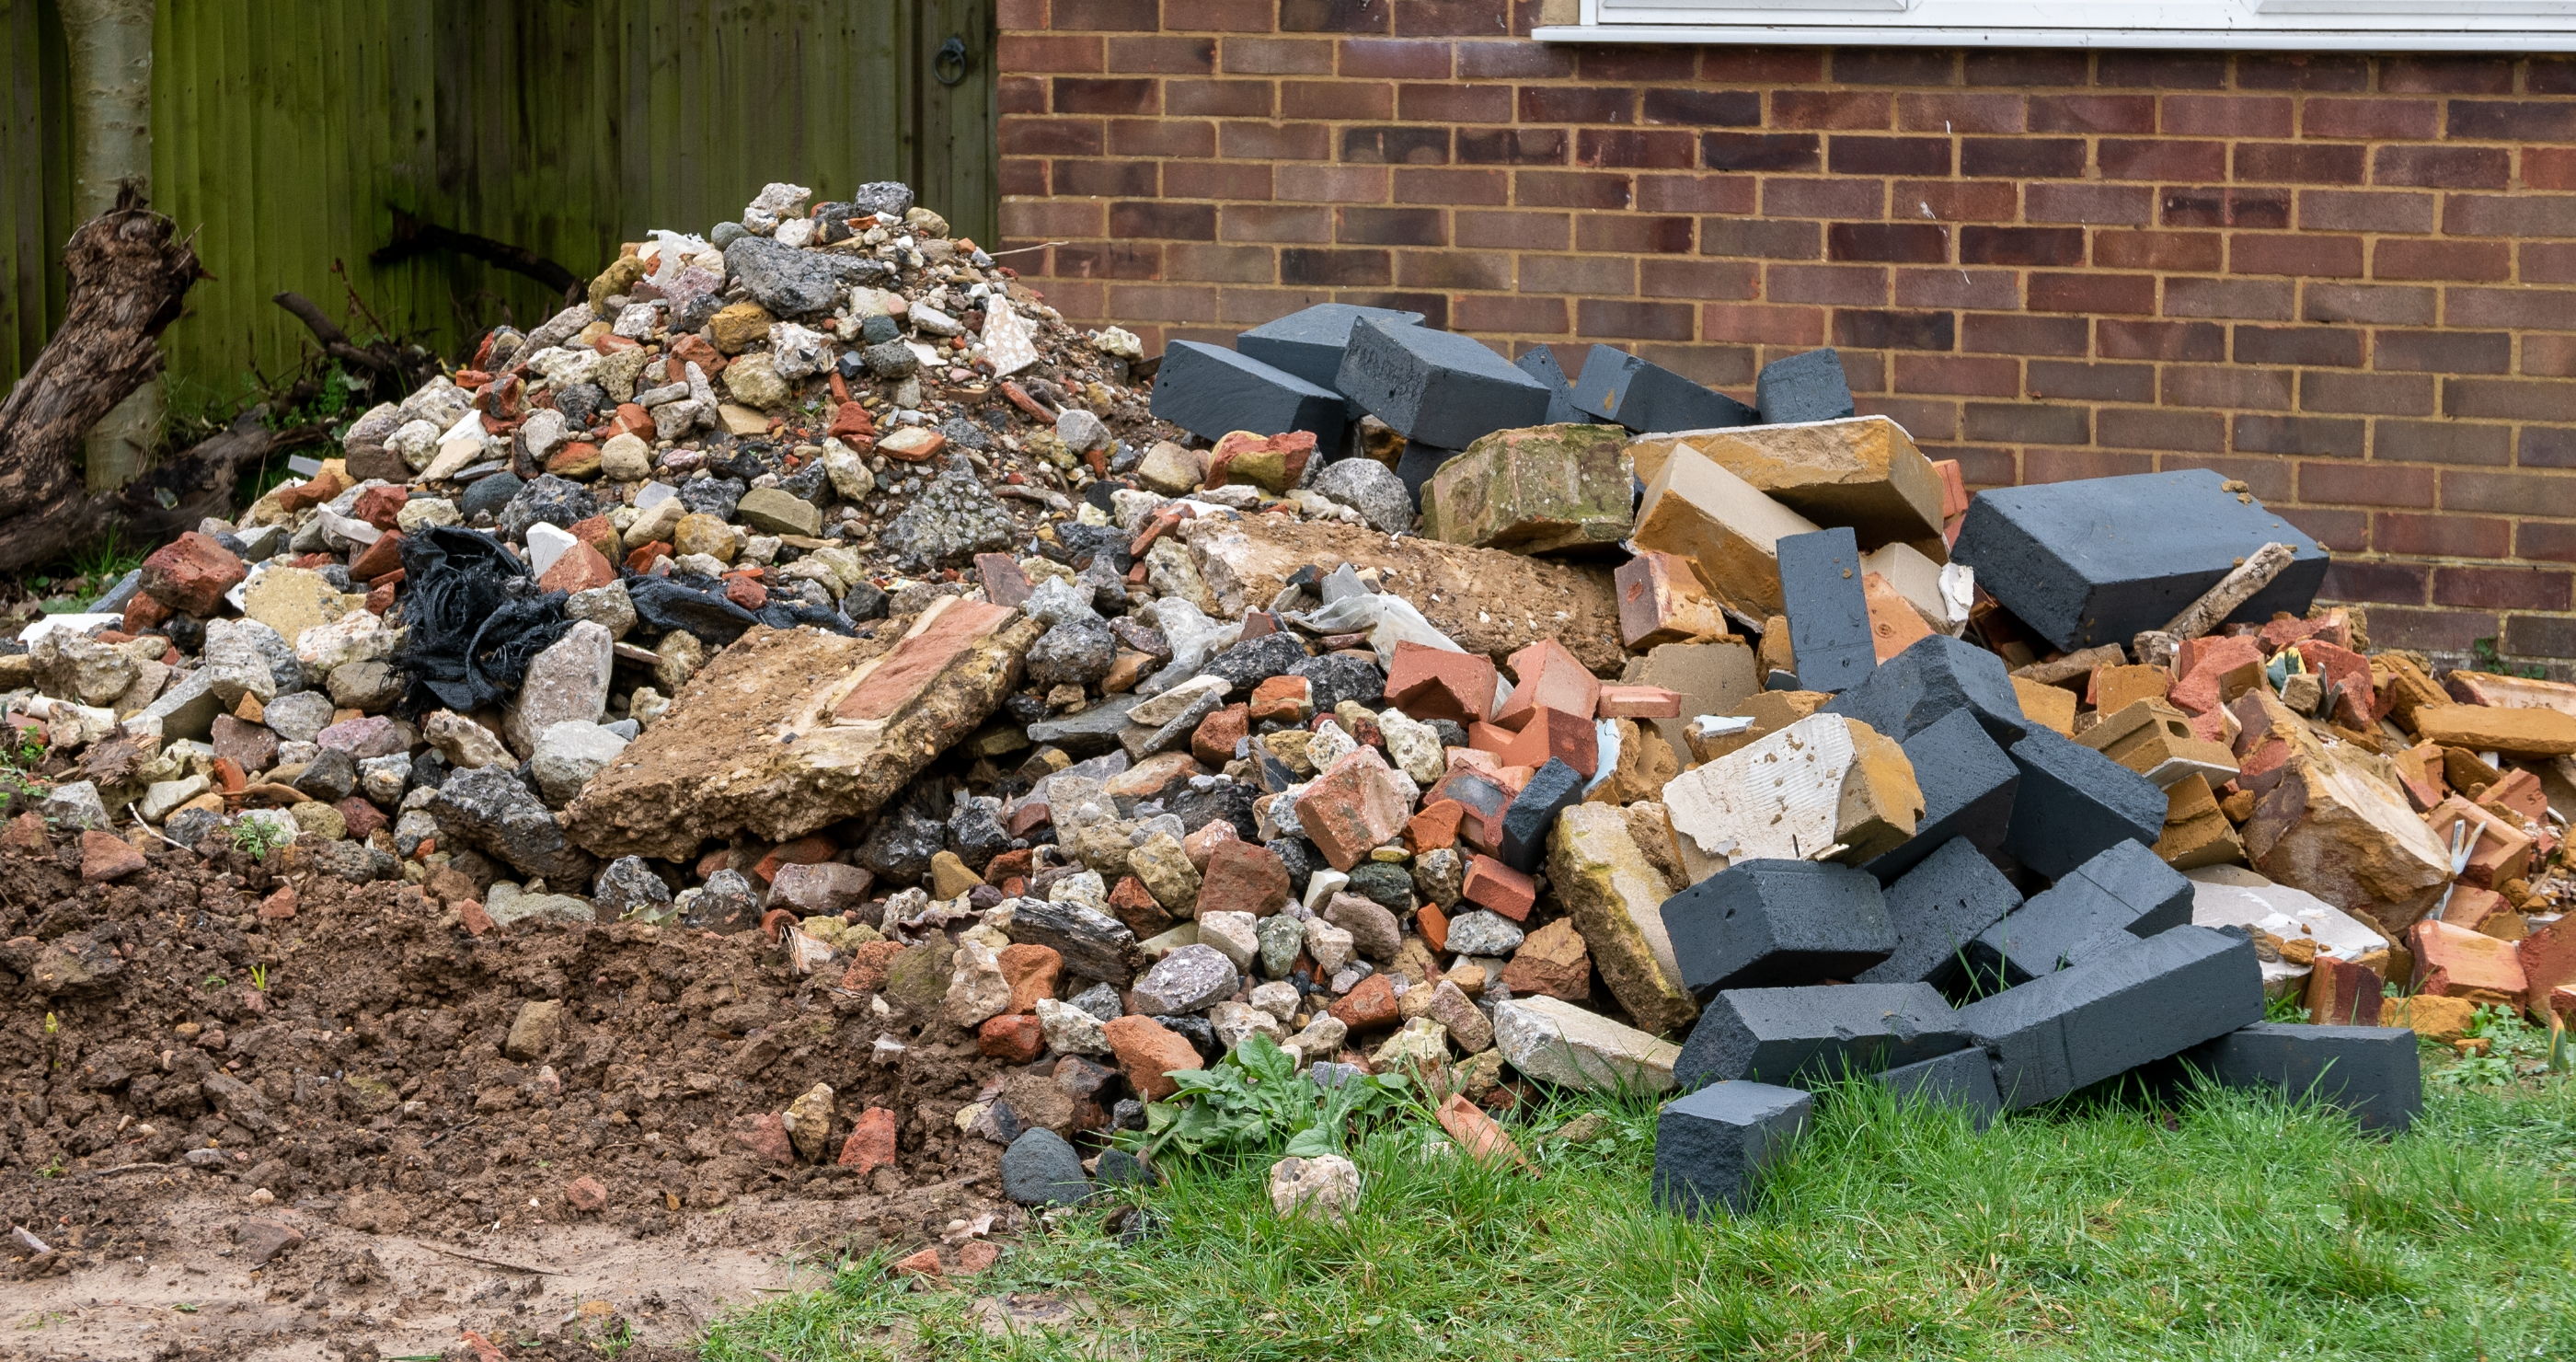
[62,0,158,493]
[0,188,204,573]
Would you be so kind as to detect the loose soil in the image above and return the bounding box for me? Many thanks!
[1,835,1026,1358]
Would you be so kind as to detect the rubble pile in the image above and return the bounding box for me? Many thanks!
[4,178,2570,1244]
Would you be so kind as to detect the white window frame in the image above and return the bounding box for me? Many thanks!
[1535,0,2576,50]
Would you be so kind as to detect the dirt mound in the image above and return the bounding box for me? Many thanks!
[0,832,1022,1281]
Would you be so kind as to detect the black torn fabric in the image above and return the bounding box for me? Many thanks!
[392,526,573,715]
[627,575,761,646]
[627,574,859,646]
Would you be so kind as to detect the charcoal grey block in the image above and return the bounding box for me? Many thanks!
[1513,346,1588,425]
[1335,317,1553,450]
[1152,340,1349,448]
[1823,634,2031,749]
[1954,924,2263,1110]
[1856,837,2023,991]
[1873,1046,2002,1130]
[1567,344,1757,434]
[1499,757,1585,873]
[1776,526,1876,694]
[1674,982,1968,1091]
[2001,728,2167,880]
[1754,348,1857,426]
[1950,468,2330,652]
[1967,839,2192,987]
[2180,1022,2421,1134]
[1392,439,1461,512]
[1236,303,1426,390]
[1661,860,1897,999]
[1653,1081,1811,1218]
[1858,711,2019,883]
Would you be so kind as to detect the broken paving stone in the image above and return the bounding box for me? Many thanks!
[1420,423,1633,556]
[1547,803,1698,1034]
[1495,995,1681,1092]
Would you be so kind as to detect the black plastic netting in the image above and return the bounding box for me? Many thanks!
[627,575,856,647]
[392,525,574,715]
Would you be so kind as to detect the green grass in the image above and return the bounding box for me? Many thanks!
[698,1072,2576,1362]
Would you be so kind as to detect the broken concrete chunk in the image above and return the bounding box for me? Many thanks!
[1420,423,1633,556]
[1547,803,1699,1036]
[1493,994,1681,1093]
[565,600,1043,860]
[1662,713,1923,878]
[1951,468,2329,652]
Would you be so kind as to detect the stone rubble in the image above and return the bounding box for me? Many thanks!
[4,177,2569,1244]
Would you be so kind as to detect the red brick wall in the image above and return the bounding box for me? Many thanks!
[999,0,2576,671]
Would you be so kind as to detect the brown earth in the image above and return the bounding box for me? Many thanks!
[0,832,1031,1357]
[1183,516,1628,675]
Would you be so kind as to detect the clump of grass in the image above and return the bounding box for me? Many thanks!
[702,1076,2576,1361]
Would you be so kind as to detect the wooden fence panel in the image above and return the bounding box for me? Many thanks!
[1,0,997,413]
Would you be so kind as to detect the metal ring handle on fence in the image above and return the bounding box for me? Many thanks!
[934,36,969,87]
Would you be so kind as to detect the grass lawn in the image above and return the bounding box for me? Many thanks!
[697,1067,2576,1361]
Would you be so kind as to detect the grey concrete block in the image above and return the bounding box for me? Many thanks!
[1859,710,2019,883]
[1393,439,1462,513]
[1653,1080,1811,1218]
[1236,303,1426,390]
[1556,344,1762,434]
[1856,837,2024,991]
[1754,348,1857,426]
[1776,526,1876,694]
[1954,924,2263,1110]
[1823,634,2031,749]
[1872,1046,2002,1130]
[1512,346,1588,425]
[1662,860,1897,999]
[2001,728,2167,880]
[1950,468,2330,652]
[1967,840,2192,987]
[1151,340,1349,448]
[1567,344,1757,434]
[1499,756,1586,873]
[2180,1022,2421,1134]
[1335,317,1553,450]
[1674,982,1968,1091]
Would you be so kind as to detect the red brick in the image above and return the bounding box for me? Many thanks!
[2519,523,2576,563]
[2027,448,2152,481]
[1108,35,1219,73]
[1966,51,2089,87]
[2448,100,2576,142]
[1774,90,1891,129]
[1896,92,2023,133]
[2444,194,2576,239]
[2319,560,2429,604]
[2233,142,2365,185]
[2300,371,2433,418]
[2027,183,2154,225]
[2164,277,2294,321]
[2029,360,2152,403]
[1280,0,1388,33]
[2375,513,2513,559]
[1108,118,1215,157]
[2099,139,2225,180]
[1221,120,1328,160]
[1516,170,1631,210]
[2092,229,2220,272]
[1055,0,1161,27]
[1961,313,2088,356]
[1223,37,1335,75]
[2299,459,2432,506]
[1704,303,1826,346]
[1461,854,1539,921]
[1639,258,1759,301]
[1638,175,1754,214]
[1834,309,1955,352]
[2274,507,2371,553]
[2371,420,2511,467]
[1393,167,1505,206]
[2384,56,2513,94]
[2373,145,2511,190]
[1830,136,1952,176]
[2029,271,2156,315]
[2302,98,2438,141]
[1644,87,1763,127]
[1002,34,1105,74]
[1959,225,2080,267]
[2096,52,2225,88]
[2231,234,2362,279]
[1576,129,1696,169]
[2529,147,2576,191]
[1965,402,2088,445]
[1763,178,1885,219]
[1343,38,1453,78]
[1522,253,1636,296]
[2160,188,2289,230]
[2372,240,2509,283]
[1280,79,1375,119]
[1892,179,2019,222]
[1829,223,1949,264]
[2163,364,2293,410]
[1278,164,1387,202]
[2165,95,2294,137]
[2237,54,2369,91]
[2099,408,2225,453]
[1701,133,1820,172]
[2447,287,2576,330]
[1894,353,2019,397]
[1892,268,2019,310]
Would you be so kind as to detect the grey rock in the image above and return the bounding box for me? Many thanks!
[1069,982,1125,1023]
[723,235,844,317]
[861,340,919,381]
[359,754,412,809]
[565,583,636,640]
[531,720,628,805]
[427,767,594,883]
[679,476,746,520]
[858,803,947,885]
[849,180,915,221]
[1133,944,1239,1015]
[1313,457,1414,534]
[1027,617,1116,689]
[684,869,764,933]
[326,659,405,712]
[262,691,337,744]
[882,462,1016,570]
[1257,913,1305,979]
[504,621,615,757]
[1001,1128,1092,1206]
[1443,910,1524,957]
[292,749,358,803]
[459,472,523,520]
[593,856,675,920]
[499,476,598,545]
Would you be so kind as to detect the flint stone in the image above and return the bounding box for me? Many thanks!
[430,767,595,883]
